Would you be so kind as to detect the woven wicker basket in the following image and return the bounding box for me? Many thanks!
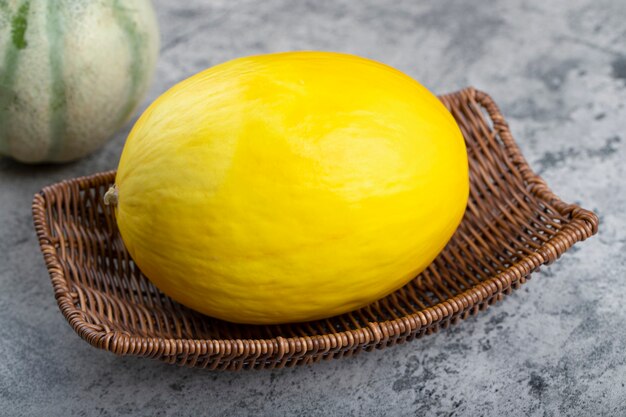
[32,88,598,370]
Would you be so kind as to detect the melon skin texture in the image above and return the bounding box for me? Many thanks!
[115,51,469,324]
[0,0,159,163]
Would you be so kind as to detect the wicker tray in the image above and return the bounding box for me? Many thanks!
[32,88,598,370]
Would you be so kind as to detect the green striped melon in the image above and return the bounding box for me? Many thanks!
[0,0,159,163]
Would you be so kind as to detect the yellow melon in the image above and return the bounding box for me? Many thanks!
[111,52,469,324]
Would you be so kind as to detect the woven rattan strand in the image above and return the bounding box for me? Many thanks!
[32,88,598,370]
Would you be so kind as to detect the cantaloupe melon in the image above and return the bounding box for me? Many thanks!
[0,0,159,163]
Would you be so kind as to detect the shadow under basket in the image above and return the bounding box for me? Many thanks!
[32,88,598,370]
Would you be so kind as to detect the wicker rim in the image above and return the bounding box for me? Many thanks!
[32,88,599,368]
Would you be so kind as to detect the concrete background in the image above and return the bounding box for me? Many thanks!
[1,0,625,415]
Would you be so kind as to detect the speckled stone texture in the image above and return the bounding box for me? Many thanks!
[1,0,624,415]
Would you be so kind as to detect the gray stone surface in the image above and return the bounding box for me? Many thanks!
[1,0,625,415]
